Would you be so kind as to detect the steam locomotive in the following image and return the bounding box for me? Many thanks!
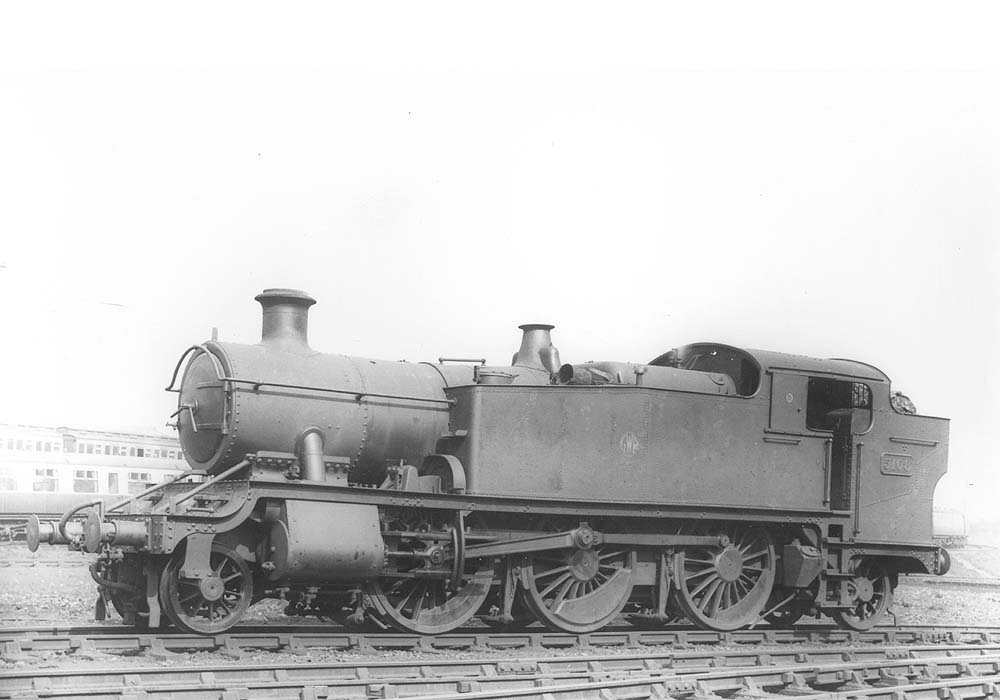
[27,289,951,634]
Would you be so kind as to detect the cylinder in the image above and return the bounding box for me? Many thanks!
[266,501,385,581]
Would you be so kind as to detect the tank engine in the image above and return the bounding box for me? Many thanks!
[27,288,951,634]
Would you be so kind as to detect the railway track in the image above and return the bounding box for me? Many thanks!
[3,623,1000,656]
[3,641,1000,699]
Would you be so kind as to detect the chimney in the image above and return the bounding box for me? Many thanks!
[255,288,316,349]
[512,323,561,373]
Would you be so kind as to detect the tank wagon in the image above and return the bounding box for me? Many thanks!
[27,289,951,634]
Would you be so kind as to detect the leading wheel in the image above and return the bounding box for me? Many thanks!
[520,546,637,633]
[106,558,159,628]
[159,542,253,634]
[672,526,775,631]
[832,561,893,631]
[366,558,494,634]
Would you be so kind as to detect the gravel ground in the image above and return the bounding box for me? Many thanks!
[2,543,1000,673]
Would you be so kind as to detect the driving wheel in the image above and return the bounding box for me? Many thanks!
[672,526,775,631]
[366,558,494,634]
[520,546,637,633]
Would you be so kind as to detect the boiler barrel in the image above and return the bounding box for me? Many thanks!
[175,289,474,476]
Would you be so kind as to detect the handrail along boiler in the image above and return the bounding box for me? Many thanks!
[27,288,951,634]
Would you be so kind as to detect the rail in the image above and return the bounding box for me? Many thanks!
[3,635,1000,699]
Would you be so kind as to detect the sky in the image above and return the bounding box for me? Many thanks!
[1,3,998,534]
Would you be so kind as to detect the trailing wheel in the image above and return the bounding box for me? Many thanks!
[520,546,637,633]
[159,542,253,634]
[832,561,893,631]
[366,558,494,634]
[672,526,775,631]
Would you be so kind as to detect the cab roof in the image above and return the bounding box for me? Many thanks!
[747,348,890,383]
[652,342,890,384]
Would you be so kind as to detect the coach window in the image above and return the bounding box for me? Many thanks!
[806,378,873,432]
[0,469,15,490]
[74,470,99,493]
[128,471,152,494]
[33,468,57,491]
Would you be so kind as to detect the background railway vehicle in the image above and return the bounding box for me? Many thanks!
[933,508,968,549]
[0,425,186,541]
[26,288,952,635]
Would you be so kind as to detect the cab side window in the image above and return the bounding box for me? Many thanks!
[806,378,872,432]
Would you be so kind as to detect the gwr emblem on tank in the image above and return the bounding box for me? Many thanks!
[881,453,913,476]
[619,431,642,455]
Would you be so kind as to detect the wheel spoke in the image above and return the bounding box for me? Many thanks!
[685,567,716,582]
[539,571,574,598]
[685,556,716,565]
[410,581,430,619]
[534,564,571,579]
[550,577,576,608]
[394,581,422,614]
[698,579,723,613]
[690,572,720,597]
[723,582,735,609]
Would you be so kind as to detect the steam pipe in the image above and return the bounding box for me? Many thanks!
[299,428,326,482]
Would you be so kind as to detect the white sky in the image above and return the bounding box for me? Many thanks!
[1,3,998,530]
